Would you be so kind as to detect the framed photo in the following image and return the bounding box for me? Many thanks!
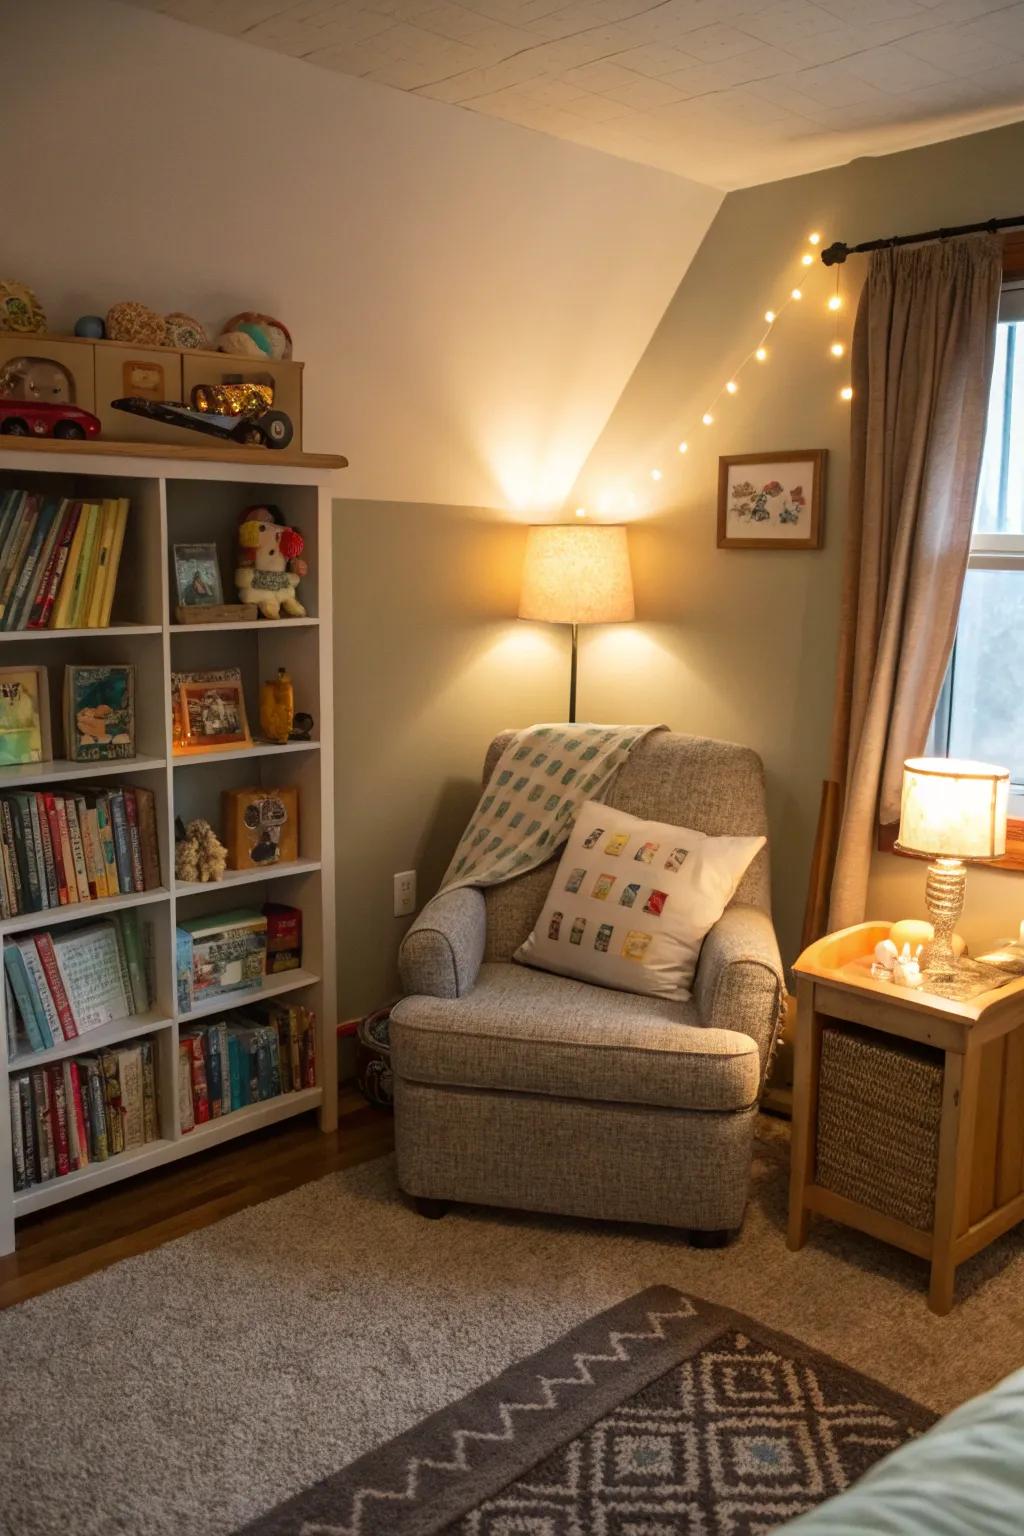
[717,449,826,550]
[173,543,224,607]
[0,666,51,766]
[64,664,135,762]
[172,668,251,753]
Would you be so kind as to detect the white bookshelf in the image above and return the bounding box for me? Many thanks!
[0,445,340,1253]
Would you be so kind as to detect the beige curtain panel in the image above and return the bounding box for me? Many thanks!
[828,233,1002,932]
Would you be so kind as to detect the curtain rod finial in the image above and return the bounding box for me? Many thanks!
[821,241,849,267]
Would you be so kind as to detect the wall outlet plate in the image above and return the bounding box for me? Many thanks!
[394,869,417,917]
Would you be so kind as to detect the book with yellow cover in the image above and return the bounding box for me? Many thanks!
[67,504,101,629]
[50,503,93,630]
[97,499,129,627]
[83,500,117,630]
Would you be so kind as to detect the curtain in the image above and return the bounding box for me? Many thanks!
[828,233,1002,932]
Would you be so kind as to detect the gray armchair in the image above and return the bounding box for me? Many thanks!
[390,730,784,1240]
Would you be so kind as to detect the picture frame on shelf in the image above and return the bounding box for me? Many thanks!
[63,664,135,762]
[717,449,826,550]
[0,665,52,766]
[172,667,252,753]
[173,542,224,609]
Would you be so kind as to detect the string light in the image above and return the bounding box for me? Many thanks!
[678,440,688,454]
[790,287,802,300]
[702,411,714,426]
[840,385,853,401]
[830,340,845,358]
[764,309,776,324]
[725,380,738,395]
[801,253,813,267]
[827,294,842,311]
[650,467,662,480]
[575,506,586,517]
[755,346,768,362]
[808,231,821,246]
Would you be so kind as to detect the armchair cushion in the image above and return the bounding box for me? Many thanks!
[694,904,785,1075]
[389,962,761,1112]
[398,886,486,1000]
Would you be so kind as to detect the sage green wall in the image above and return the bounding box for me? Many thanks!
[333,504,565,1017]
[574,121,1024,969]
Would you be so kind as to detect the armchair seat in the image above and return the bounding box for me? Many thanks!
[391,729,783,1235]
[391,963,761,1113]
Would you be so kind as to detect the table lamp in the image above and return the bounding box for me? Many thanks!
[895,757,1010,984]
[518,523,634,723]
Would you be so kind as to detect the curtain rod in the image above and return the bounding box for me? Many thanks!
[821,214,1024,267]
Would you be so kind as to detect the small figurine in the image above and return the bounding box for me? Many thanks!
[259,667,295,744]
[236,505,307,619]
[870,938,899,979]
[174,817,227,883]
[892,944,924,988]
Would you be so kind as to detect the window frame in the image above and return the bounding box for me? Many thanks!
[879,237,1024,872]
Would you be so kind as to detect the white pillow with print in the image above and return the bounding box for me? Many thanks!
[514,799,765,1002]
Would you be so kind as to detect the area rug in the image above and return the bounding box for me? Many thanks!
[238,1286,935,1536]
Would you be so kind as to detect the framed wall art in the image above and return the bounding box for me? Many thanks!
[717,449,826,550]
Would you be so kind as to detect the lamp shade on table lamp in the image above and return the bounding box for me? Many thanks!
[896,757,1010,984]
[518,524,634,722]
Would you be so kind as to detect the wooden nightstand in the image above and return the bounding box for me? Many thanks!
[788,921,1024,1315]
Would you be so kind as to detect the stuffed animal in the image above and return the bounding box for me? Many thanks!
[175,818,227,883]
[0,280,46,335]
[106,300,167,347]
[217,311,292,359]
[235,505,307,619]
[164,311,209,350]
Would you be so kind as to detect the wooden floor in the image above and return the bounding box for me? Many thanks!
[0,1088,394,1311]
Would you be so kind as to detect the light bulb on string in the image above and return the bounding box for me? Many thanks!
[830,340,845,358]
[650,467,662,481]
[840,385,853,401]
[808,231,821,246]
[755,346,767,362]
[827,295,842,312]
[702,411,714,426]
[791,287,802,301]
[725,380,738,395]
[764,309,776,324]
[801,253,813,267]
[678,440,688,454]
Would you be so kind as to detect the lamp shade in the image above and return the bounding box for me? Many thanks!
[896,757,1010,860]
[518,524,634,626]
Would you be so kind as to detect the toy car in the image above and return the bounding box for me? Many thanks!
[112,396,294,450]
[0,398,102,440]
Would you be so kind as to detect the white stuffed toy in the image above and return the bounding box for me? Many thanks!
[235,505,308,619]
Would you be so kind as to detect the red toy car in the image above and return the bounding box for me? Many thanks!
[0,399,102,441]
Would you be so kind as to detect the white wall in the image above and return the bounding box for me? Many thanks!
[1,0,720,512]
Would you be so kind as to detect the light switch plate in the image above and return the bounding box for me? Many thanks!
[394,869,417,917]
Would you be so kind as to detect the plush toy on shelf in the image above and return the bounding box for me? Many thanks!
[174,817,227,883]
[235,504,307,619]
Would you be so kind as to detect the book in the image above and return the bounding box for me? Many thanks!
[176,926,193,1014]
[263,903,302,973]
[78,801,105,900]
[63,797,91,905]
[123,788,145,892]
[176,909,267,1008]
[49,501,92,630]
[2,942,47,1053]
[32,1070,55,1183]
[66,1059,88,1169]
[109,917,135,1022]
[198,1024,224,1117]
[52,923,130,1031]
[18,1073,37,1185]
[35,792,58,908]
[64,665,135,762]
[48,1064,71,1177]
[227,1030,244,1109]
[24,499,72,630]
[0,498,39,623]
[24,794,48,907]
[67,502,101,630]
[35,500,82,630]
[98,500,130,628]
[4,498,59,632]
[117,1045,145,1150]
[10,1077,27,1190]
[80,1057,108,1161]
[116,908,149,1015]
[83,500,117,630]
[53,795,80,904]
[134,784,160,890]
[140,1038,158,1143]
[17,936,64,1047]
[108,790,132,894]
[181,1033,210,1123]
[100,1049,125,1155]
[0,666,50,766]
[34,931,78,1040]
[178,1041,195,1133]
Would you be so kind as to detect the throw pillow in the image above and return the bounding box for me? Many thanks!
[514,799,765,1001]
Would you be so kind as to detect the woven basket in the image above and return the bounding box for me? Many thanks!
[815,1024,943,1231]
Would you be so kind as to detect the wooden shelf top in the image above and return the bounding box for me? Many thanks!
[0,437,347,470]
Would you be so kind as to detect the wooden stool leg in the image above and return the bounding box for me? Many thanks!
[929,1046,981,1316]
[788,981,822,1251]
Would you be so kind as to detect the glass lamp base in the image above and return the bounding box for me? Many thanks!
[921,856,967,994]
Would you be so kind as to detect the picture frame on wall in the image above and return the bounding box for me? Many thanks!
[717,449,826,550]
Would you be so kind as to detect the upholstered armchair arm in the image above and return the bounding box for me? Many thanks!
[398,887,486,1000]
[694,905,785,1081]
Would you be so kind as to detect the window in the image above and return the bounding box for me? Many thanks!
[929,287,1024,798]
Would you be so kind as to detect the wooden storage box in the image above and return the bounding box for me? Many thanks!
[94,343,192,445]
[182,351,303,447]
[0,334,96,412]
[816,1023,943,1231]
[222,785,299,870]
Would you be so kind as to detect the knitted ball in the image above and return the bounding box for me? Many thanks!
[164,311,209,350]
[217,310,292,360]
[106,300,167,347]
[74,314,106,339]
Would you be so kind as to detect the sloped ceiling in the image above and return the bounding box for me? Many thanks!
[123,0,1024,188]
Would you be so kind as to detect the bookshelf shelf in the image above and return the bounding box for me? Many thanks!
[172,740,321,767]
[0,753,166,790]
[0,886,170,937]
[180,968,320,1024]
[0,625,164,643]
[7,1011,173,1074]
[174,857,322,897]
[0,445,339,1250]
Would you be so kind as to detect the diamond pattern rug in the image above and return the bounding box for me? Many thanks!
[236,1288,935,1536]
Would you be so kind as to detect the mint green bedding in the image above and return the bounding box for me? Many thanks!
[783,1367,1024,1533]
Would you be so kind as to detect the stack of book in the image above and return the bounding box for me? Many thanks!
[4,910,151,1058]
[0,783,160,918]
[9,1036,160,1189]
[179,1001,316,1130]
[0,490,130,632]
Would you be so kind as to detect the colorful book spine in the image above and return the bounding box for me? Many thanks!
[122,789,145,893]
[48,1065,71,1177]
[18,1074,37,1185]
[10,1077,27,1190]
[3,943,47,1053]
[108,791,132,894]
[177,1041,195,1133]
[35,793,58,909]
[24,499,71,630]
[32,931,77,1041]
[35,501,82,630]
[133,785,161,890]
[64,798,91,906]
[139,1038,158,1143]
[66,1059,88,1169]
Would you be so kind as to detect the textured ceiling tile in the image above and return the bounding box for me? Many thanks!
[843,45,953,91]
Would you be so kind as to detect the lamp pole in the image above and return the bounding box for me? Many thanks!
[568,622,578,724]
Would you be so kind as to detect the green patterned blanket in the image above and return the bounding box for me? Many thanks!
[442,723,663,892]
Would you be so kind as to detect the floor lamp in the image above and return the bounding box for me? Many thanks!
[518,523,635,724]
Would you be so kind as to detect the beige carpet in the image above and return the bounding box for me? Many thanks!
[2,1126,1023,1536]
